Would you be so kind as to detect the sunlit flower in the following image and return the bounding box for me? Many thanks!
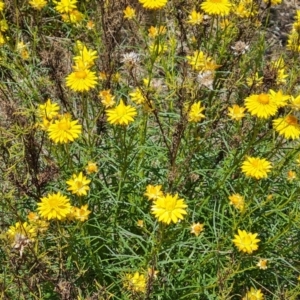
[29,0,47,10]
[123,272,146,293]
[105,100,137,125]
[235,0,257,18]
[201,0,231,16]
[98,89,116,107]
[151,193,188,224]
[257,259,268,270]
[268,89,289,108]
[190,222,204,236]
[287,30,300,52]
[187,51,220,71]
[242,287,264,300]
[137,220,144,227]
[246,72,263,87]
[7,222,36,242]
[188,101,205,122]
[228,193,245,212]
[86,20,95,30]
[138,0,168,10]
[144,184,164,201]
[61,9,84,23]
[0,19,8,32]
[66,172,91,196]
[66,66,97,92]
[241,156,272,179]
[290,95,300,111]
[37,192,71,220]
[187,10,203,25]
[73,46,97,69]
[244,93,278,118]
[54,0,77,13]
[130,88,147,104]
[287,170,297,181]
[123,6,136,19]
[0,1,4,12]
[148,25,166,38]
[38,99,60,120]
[273,115,300,140]
[232,229,260,254]
[227,105,246,121]
[73,204,91,221]
[48,114,81,143]
[86,162,98,174]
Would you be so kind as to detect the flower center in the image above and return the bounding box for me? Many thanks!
[48,198,58,208]
[257,94,269,104]
[57,120,70,131]
[75,70,87,79]
[286,115,298,125]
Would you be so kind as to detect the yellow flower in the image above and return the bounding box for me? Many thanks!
[242,287,264,300]
[228,193,245,212]
[188,101,205,122]
[273,115,300,140]
[6,222,36,242]
[29,0,47,10]
[0,1,5,12]
[124,272,146,293]
[0,19,8,32]
[241,156,272,179]
[268,89,289,108]
[137,220,144,227]
[27,212,39,222]
[148,25,166,38]
[105,100,137,126]
[38,99,60,120]
[86,20,95,30]
[144,184,164,201]
[73,204,91,221]
[187,51,220,71]
[227,105,246,121]
[38,118,52,131]
[190,222,204,236]
[66,66,97,92]
[54,0,77,13]
[138,0,168,10]
[232,229,260,254]
[246,72,263,87]
[201,0,231,16]
[287,170,296,181]
[123,6,136,19]
[48,114,81,143]
[187,10,203,25]
[98,89,116,107]
[37,192,71,220]
[244,93,278,118]
[290,95,300,111]
[129,88,146,104]
[287,30,300,52]
[235,0,257,18]
[73,46,98,69]
[61,9,84,23]
[257,259,268,270]
[151,193,188,224]
[66,172,91,196]
[86,162,98,174]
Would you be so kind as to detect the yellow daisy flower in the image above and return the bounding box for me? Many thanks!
[144,184,164,201]
[66,66,97,92]
[123,272,146,293]
[232,229,260,254]
[268,89,289,108]
[287,170,296,181]
[61,9,84,23]
[187,10,203,25]
[37,192,71,220]
[188,101,205,122]
[228,193,245,211]
[123,6,136,19]
[66,172,91,196]
[242,287,264,300]
[273,115,300,140]
[105,100,137,126]
[0,1,5,12]
[290,95,300,111]
[244,93,278,118]
[86,162,98,174]
[6,222,36,242]
[73,204,91,221]
[227,104,246,121]
[201,0,232,16]
[38,99,60,120]
[151,193,188,224]
[241,156,272,179]
[29,0,47,10]
[190,222,204,236]
[73,46,98,69]
[98,89,116,108]
[54,0,77,14]
[130,88,147,104]
[257,259,268,270]
[138,0,168,10]
[48,114,81,143]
